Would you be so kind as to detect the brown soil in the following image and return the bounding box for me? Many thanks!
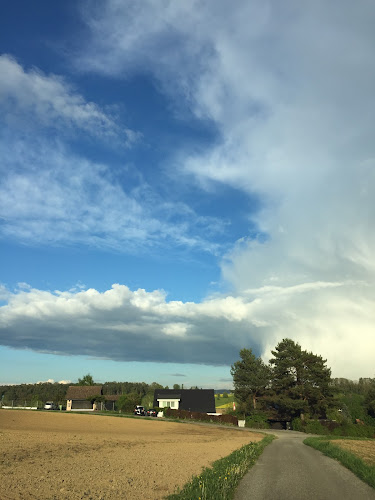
[0,410,263,499]
[333,439,375,466]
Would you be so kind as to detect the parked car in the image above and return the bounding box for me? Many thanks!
[134,405,146,416]
[44,401,57,410]
[146,409,157,417]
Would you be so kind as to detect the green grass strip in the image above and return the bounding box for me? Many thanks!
[304,437,375,489]
[167,434,275,500]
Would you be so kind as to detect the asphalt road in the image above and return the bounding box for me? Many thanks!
[234,429,375,500]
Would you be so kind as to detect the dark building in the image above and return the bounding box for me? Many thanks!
[153,389,216,413]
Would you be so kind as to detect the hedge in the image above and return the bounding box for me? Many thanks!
[164,408,238,426]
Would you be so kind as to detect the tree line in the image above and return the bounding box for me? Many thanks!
[1,341,374,423]
[0,376,197,408]
[0,378,163,406]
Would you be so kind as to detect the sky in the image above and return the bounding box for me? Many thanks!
[1,1,375,388]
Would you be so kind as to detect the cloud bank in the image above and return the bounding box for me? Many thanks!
[1,282,374,378]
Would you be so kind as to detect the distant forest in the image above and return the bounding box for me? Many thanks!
[0,379,198,407]
[1,377,374,406]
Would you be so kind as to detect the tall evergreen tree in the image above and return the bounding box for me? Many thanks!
[231,348,270,411]
[269,338,332,420]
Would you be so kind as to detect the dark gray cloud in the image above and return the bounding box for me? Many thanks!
[1,281,373,378]
[0,284,262,367]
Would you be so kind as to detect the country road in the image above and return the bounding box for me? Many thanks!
[234,429,375,500]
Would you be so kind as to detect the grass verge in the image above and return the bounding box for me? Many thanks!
[304,436,375,489]
[167,434,275,500]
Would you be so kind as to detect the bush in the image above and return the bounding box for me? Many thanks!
[292,417,375,438]
[291,418,329,434]
[292,418,304,432]
[245,412,270,429]
[304,420,329,435]
[117,392,140,412]
[363,415,375,427]
[331,424,375,438]
[339,394,368,422]
[320,419,341,432]
[326,406,351,425]
[164,408,238,426]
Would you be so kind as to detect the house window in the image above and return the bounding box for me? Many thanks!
[157,398,180,409]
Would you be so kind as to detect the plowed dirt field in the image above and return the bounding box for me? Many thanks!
[0,410,263,499]
[333,439,375,466]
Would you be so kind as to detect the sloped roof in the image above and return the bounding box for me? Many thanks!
[104,395,120,401]
[156,393,181,399]
[153,389,215,413]
[66,385,103,400]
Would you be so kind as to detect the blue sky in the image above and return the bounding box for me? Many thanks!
[1,1,375,387]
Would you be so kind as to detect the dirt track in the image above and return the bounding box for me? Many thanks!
[0,410,263,499]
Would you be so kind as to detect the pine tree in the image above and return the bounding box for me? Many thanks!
[231,348,270,411]
[269,338,332,420]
